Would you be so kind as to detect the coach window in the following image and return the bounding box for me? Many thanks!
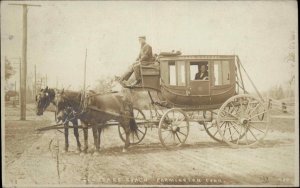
[213,60,230,86]
[168,61,186,86]
[177,61,186,86]
[169,61,176,85]
[190,61,209,80]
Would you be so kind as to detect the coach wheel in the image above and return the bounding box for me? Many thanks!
[202,110,225,143]
[118,108,147,145]
[217,94,269,148]
[158,108,189,148]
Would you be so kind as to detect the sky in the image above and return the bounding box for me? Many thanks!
[1,1,298,92]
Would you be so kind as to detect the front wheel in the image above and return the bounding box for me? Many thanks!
[158,108,189,148]
[118,108,147,145]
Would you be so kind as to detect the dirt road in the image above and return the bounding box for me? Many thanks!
[4,104,297,186]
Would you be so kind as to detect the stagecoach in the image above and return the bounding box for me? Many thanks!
[36,53,270,150]
[117,54,270,148]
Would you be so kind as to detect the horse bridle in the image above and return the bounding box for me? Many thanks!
[37,92,52,113]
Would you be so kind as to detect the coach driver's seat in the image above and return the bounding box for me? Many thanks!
[140,62,160,90]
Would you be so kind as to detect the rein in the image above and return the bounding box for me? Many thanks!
[57,92,86,122]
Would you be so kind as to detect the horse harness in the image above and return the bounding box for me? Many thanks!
[57,91,137,125]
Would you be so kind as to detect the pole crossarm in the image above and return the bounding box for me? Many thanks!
[8,4,41,7]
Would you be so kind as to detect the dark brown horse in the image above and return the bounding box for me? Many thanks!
[55,89,138,153]
[35,87,81,153]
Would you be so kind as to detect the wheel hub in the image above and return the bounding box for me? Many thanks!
[171,125,180,132]
[239,118,249,126]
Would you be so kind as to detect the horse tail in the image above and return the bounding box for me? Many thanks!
[129,110,138,133]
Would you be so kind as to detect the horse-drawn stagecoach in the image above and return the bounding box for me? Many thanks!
[36,53,270,152]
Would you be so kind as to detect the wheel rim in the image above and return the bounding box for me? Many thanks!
[217,94,269,148]
[118,108,147,145]
[158,108,189,148]
[202,110,225,143]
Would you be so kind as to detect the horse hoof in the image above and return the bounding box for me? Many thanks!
[93,151,100,156]
[80,151,87,156]
[122,148,127,153]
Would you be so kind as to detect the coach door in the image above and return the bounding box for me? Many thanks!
[188,61,210,95]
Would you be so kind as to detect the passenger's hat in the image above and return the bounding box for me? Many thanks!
[138,36,146,40]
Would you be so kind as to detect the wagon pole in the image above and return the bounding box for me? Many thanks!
[236,56,264,102]
[80,48,88,110]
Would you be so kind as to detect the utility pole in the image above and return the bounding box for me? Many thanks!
[83,49,87,94]
[45,74,48,86]
[19,58,21,104]
[9,3,41,120]
[34,64,36,98]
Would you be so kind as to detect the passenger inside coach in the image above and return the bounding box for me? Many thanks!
[195,65,209,80]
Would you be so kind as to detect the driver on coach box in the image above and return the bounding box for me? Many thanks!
[116,36,155,87]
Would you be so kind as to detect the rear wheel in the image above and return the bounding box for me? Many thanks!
[217,94,269,148]
[158,108,189,148]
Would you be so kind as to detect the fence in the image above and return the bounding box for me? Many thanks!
[268,97,295,119]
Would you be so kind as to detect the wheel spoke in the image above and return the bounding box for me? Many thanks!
[175,132,182,143]
[206,124,214,130]
[135,131,140,140]
[249,124,265,133]
[245,98,251,114]
[236,126,242,144]
[227,127,238,141]
[222,123,227,137]
[163,132,172,142]
[135,111,140,118]
[222,109,239,119]
[218,121,226,129]
[229,122,240,133]
[244,128,249,145]
[213,129,219,137]
[249,111,267,120]
[248,103,260,116]
[239,98,244,113]
[229,101,241,114]
[220,118,237,122]
[249,121,268,123]
[177,131,187,137]
[248,128,258,141]
[137,128,145,134]
[228,124,234,141]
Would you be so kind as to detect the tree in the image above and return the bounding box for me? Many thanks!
[268,84,285,100]
[286,31,295,87]
[94,77,114,94]
[5,57,15,81]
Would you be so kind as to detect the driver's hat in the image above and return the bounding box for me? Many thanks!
[138,36,146,40]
